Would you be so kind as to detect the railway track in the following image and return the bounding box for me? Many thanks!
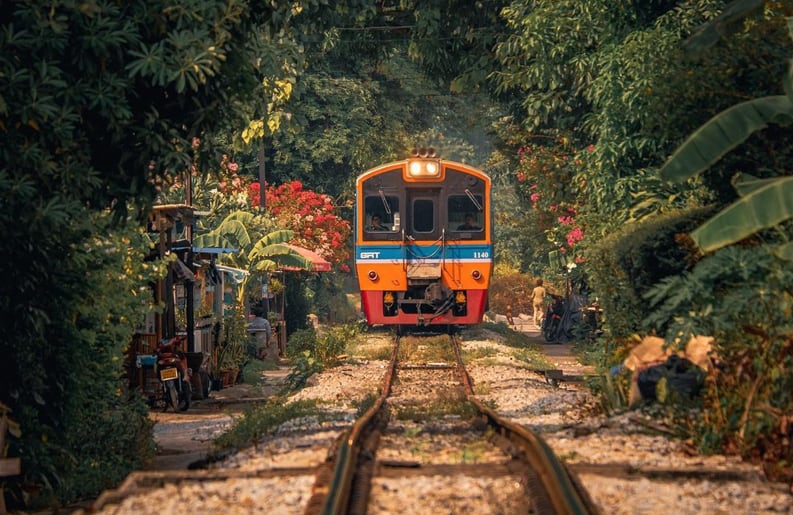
[304,332,598,515]
[89,329,789,514]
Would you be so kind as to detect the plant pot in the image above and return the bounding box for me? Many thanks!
[219,369,234,388]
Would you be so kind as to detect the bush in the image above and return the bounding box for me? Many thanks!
[586,206,713,343]
[312,275,357,323]
[284,274,311,337]
[1,218,160,509]
[285,328,318,359]
[644,246,793,463]
[488,272,536,315]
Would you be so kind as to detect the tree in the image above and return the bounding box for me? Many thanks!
[0,0,355,507]
[659,19,793,258]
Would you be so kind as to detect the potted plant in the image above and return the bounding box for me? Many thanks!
[216,306,248,386]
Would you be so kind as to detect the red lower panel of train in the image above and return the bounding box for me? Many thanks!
[361,289,487,326]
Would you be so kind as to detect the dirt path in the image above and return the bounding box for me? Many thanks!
[145,367,291,471]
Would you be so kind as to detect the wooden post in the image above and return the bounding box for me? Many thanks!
[0,413,22,514]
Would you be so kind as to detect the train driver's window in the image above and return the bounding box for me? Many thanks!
[363,195,399,238]
[448,195,483,233]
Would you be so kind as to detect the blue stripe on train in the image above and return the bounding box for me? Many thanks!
[356,244,492,261]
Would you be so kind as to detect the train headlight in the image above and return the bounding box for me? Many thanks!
[407,158,441,178]
[471,270,482,280]
[367,270,378,281]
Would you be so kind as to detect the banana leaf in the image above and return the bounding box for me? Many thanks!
[250,242,313,271]
[731,173,782,197]
[690,176,793,252]
[248,232,296,261]
[193,219,249,249]
[659,95,793,183]
[683,0,764,55]
[774,242,793,261]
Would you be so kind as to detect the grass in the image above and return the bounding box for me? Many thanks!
[352,341,394,361]
[398,334,455,363]
[460,440,494,463]
[213,399,327,451]
[461,345,500,361]
[394,398,479,421]
[240,358,280,385]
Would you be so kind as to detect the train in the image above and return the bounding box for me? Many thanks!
[354,149,493,330]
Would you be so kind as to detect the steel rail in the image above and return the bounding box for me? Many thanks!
[450,335,599,515]
[314,335,400,515]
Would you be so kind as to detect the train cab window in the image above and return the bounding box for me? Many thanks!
[363,195,400,238]
[448,195,483,235]
[412,199,434,233]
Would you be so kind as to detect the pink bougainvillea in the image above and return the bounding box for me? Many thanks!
[511,136,594,256]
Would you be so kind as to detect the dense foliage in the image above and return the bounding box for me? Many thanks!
[3,0,792,507]
[481,0,793,466]
[0,0,357,508]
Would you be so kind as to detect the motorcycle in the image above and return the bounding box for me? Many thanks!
[155,336,192,411]
[542,293,567,343]
[542,293,602,344]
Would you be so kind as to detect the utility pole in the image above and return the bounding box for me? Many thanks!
[258,137,266,210]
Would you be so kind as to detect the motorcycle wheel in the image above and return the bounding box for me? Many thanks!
[543,316,560,343]
[166,382,179,411]
[178,380,192,411]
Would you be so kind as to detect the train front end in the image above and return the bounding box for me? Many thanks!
[355,153,492,328]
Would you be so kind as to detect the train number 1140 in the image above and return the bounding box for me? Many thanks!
[473,251,490,259]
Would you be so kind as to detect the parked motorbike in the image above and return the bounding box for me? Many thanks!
[542,293,602,344]
[155,336,192,411]
[542,293,567,343]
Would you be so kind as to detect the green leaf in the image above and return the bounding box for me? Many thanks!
[732,173,779,197]
[690,176,793,252]
[248,232,296,262]
[773,241,793,261]
[660,96,793,183]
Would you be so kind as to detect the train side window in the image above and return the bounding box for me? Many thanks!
[448,195,483,232]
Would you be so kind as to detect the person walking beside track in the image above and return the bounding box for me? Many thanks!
[531,278,547,328]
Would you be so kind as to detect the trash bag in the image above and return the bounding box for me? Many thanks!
[637,355,704,402]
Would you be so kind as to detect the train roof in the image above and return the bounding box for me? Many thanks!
[356,158,490,185]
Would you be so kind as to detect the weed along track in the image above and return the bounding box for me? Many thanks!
[306,333,597,515]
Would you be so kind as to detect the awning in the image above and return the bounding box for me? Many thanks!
[172,246,239,254]
[216,264,250,284]
[174,258,195,281]
[281,244,331,272]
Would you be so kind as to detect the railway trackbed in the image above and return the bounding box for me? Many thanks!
[89,329,791,514]
[304,333,598,514]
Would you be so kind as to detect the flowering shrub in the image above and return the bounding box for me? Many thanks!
[513,137,590,258]
[248,181,351,266]
[158,150,350,269]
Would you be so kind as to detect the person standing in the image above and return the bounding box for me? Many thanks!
[531,278,547,328]
[248,305,272,359]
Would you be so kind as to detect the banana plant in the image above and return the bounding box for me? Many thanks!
[659,19,793,260]
[193,209,318,312]
[194,210,313,272]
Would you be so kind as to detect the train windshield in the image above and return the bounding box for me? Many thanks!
[448,195,483,232]
[412,199,434,233]
[363,195,400,235]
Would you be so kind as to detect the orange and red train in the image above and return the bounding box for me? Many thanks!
[354,150,492,331]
